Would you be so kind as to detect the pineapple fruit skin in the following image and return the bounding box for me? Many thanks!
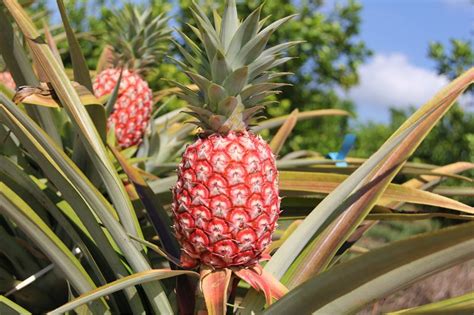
[0,72,15,90]
[94,68,153,148]
[172,131,280,269]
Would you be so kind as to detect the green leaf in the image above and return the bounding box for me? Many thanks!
[220,0,239,50]
[366,212,474,221]
[280,171,473,214]
[49,269,199,315]
[56,0,93,92]
[0,9,62,147]
[223,66,249,96]
[0,156,110,288]
[264,222,474,314]
[0,95,153,313]
[388,292,474,314]
[0,183,108,314]
[227,5,261,57]
[109,145,181,264]
[208,83,228,109]
[104,69,122,118]
[211,50,231,85]
[0,295,32,315]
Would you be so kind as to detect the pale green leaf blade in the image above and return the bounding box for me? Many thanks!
[264,222,474,314]
[0,295,32,315]
[0,183,108,314]
[49,269,199,315]
[388,292,474,314]
[269,109,298,155]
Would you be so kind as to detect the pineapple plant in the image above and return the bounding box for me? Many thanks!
[2,1,474,314]
[171,0,298,305]
[93,5,170,148]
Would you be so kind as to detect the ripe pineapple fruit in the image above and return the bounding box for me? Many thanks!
[172,0,298,306]
[93,5,170,148]
[0,71,15,90]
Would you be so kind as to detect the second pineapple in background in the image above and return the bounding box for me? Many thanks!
[93,4,170,148]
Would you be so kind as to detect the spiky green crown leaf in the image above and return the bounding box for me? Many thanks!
[173,0,299,134]
[106,4,171,74]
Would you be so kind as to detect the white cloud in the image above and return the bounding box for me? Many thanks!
[347,53,449,121]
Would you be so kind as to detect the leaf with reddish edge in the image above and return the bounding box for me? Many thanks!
[234,265,288,306]
[109,145,181,263]
[269,109,299,155]
[335,162,474,264]
[57,0,94,93]
[110,145,197,315]
[201,267,232,315]
[280,171,473,214]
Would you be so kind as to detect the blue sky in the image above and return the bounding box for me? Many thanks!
[342,0,473,122]
[46,0,472,122]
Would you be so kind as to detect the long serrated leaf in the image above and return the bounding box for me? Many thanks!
[0,9,62,147]
[43,21,63,67]
[0,95,160,313]
[56,0,92,92]
[110,145,181,264]
[280,171,473,214]
[0,183,107,314]
[279,69,474,292]
[220,0,238,50]
[264,222,474,314]
[0,156,108,288]
[49,269,199,315]
[0,295,32,314]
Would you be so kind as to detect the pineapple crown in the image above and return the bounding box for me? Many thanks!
[106,4,171,74]
[172,0,299,134]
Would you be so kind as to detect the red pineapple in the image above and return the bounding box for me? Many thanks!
[93,5,169,148]
[174,131,280,269]
[171,0,298,311]
[94,69,152,148]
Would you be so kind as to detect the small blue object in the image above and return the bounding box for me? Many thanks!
[326,134,356,167]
